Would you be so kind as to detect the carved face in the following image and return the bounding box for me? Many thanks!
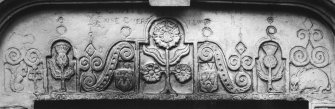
[151,20,181,49]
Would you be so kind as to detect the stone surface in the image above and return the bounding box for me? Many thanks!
[149,0,190,6]
[0,0,335,109]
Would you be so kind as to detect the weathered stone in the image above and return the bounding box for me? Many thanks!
[149,0,190,6]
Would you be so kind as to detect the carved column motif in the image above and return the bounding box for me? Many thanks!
[140,18,192,94]
[289,18,331,94]
[47,39,76,92]
[256,17,286,93]
[4,47,45,93]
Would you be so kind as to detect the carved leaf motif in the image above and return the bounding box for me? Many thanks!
[256,60,284,81]
[143,46,166,65]
[169,45,190,65]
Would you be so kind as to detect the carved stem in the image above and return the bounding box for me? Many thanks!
[161,49,175,94]
[268,67,272,91]
[60,67,66,92]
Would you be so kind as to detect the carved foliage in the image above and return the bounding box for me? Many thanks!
[198,41,252,93]
[4,47,44,93]
[289,19,331,94]
[47,39,76,92]
[79,41,135,92]
[141,18,191,94]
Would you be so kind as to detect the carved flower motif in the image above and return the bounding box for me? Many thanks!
[151,20,181,49]
[141,63,162,83]
[54,42,71,68]
[173,64,191,83]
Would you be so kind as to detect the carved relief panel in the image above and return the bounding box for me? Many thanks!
[256,18,286,93]
[289,19,331,94]
[3,33,46,93]
[0,4,335,105]
[47,39,77,92]
[140,18,193,94]
[79,40,136,92]
[198,41,253,93]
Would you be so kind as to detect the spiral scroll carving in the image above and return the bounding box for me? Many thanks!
[198,46,214,62]
[80,41,135,92]
[5,47,23,65]
[311,46,329,67]
[198,42,252,93]
[290,46,309,66]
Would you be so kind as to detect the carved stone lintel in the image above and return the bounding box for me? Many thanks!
[149,0,190,6]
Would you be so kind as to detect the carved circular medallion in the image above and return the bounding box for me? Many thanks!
[150,19,182,49]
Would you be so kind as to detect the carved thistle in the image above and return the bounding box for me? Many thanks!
[198,41,252,93]
[289,18,331,94]
[4,47,45,93]
[47,39,76,92]
[141,18,192,94]
[256,18,286,93]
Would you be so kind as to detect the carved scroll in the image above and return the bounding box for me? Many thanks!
[79,41,135,92]
[198,41,252,93]
[289,18,331,94]
[4,47,45,93]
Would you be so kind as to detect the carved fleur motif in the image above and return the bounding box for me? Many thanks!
[151,20,181,49]
[235,41,247,55]
[85,44,96,56]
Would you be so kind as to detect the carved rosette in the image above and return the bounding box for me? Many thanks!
[47,39,76,92]
[4,47,45,93]
[289,19,331,94]
[198,41,252,93]
[79,41,135,92]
